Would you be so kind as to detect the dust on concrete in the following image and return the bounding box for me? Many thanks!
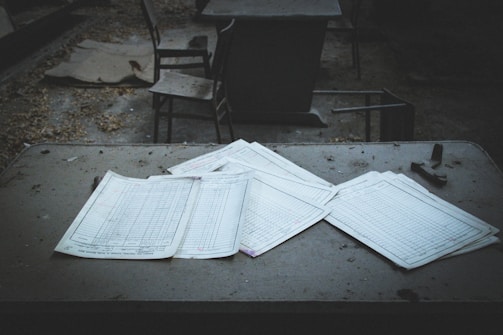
[1,0,502,174]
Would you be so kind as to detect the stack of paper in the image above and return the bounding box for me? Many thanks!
[55,139,336,259]
[55,170,255,259]
[55,139,500,268]
[325,171,500,269]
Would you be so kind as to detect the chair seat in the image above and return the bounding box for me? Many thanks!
[326,16,354,31]
[149,71,218,101]
[157,35,209,53]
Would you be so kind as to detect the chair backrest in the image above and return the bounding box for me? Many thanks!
[140,0,161,50]
[0,4,15,34]
[210,19,236,96]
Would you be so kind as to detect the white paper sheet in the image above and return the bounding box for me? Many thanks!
[325,171,499,269]
[168,143,335,257]
[239,173,331,257]
[149,171,254,259]
[167,139,252,175]
[383,171,500,259]
[55,171,197,259]
[221,159,337,205]
[55,169,254,259]
[168,139,333,187]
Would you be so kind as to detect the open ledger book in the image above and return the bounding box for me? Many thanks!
[55,139,499,268]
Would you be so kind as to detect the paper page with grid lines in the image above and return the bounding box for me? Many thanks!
[238,172,331,257]
[55,170,254,259]
[325,171,498,269]
[54,171,198,259]
[149,170,254,259]
[168,139,332,187]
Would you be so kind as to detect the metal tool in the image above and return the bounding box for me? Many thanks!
[411,143,447,186]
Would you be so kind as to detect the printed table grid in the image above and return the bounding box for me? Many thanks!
[72,181,193,247]
[242,192,324,249]
[333,182,481,262]
[182,186,230,249]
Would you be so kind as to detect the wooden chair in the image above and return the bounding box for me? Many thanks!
[140,0,212,84]
[148,19,236,143]
[327,0,363,79]
[314,88,415,141]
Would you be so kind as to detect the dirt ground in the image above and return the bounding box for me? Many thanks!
[1,0,502,174]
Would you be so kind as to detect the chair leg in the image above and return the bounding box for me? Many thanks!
[355,43,361,79]
[153,94,161,143]
[351,34,357,68]
[364,93,371,140]
[354,32,361,80]
[152,57,161,108]
[349,31,361,80]
[364,110,370,141]
[226,109,235,142]
[215,98,235,143]
[223,99,235,141]
[167,97,174,143]
[213,110,223,144]
[154,56,160,83]
[203,53,212,79]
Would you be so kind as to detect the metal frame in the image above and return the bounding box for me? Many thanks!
[314,88,415,141]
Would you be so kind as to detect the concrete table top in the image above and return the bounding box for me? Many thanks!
[1,141,502,331]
